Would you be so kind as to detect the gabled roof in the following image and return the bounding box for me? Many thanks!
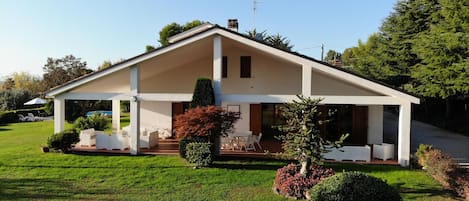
[46,24,420,104]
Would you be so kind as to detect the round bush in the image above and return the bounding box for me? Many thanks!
[274,164,335,199]
[47,129,79,153]
[186,142,213,168]
[310,171,402,201]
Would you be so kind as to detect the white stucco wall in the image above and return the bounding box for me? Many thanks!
[367,105,384,144]
[221,46,302,95]
[71,69,130,93]
[222,102,250,133]
[140,101,172,131]
[311,71,383,96]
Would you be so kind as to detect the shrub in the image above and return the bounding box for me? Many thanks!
[191,77,215,108]
[310,171,402,201]
[179,136,208,159]
[0,89,32,110]
[72,113,109,131]
[416,144,469,199]
[274,163,335,199]
[186,142,213,168]
[0,111,18,124]
[173,106,239,139]
[47,129,79,153]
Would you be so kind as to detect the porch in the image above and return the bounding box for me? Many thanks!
[71,138,399,165]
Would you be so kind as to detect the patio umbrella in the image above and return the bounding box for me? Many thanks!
[24,97,47,105]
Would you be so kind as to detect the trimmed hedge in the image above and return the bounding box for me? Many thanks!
[178,136,208,159]
[47,129,79,153]
[186,142,213,168]
[0,111,18,124]
[309,171,402,201]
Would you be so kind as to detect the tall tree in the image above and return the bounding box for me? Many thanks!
[2,77,15,91]
[42,55,92,90]
[191,77,215,108]
[410,0,469,117]
[158,20,203,46]
[10,72,43,95]
[267,33,293,51]
[324,50,342,65]
[245,30,293,51]
[97,60,112,71]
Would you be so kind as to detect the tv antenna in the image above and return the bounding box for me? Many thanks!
[253,0,260,30]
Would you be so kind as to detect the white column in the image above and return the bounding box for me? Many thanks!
[302,65,312,97]
[213,35,222,106]
[130,66,140,155]
[398,102,411,167]
[53,98,65,134]
[367,105,383,144]
[112,99,121,133]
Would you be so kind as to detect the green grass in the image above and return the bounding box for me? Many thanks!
[0,121,459,201]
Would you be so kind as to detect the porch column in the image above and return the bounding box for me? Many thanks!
[398,102,411,167]
[213,35,222,106]
[53,98,65,134]
[130,66,141,155]
[302,65,312,97]
[112,99,120,133]
[367,105,383,144]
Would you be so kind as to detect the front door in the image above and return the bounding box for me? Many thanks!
[250,104,262,135]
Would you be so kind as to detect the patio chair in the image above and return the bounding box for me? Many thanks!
[252,133,263,150]
[236,136,256,152]
[78,128,96,147]
[221,136,234,150]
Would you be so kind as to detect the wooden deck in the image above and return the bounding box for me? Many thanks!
[71,139,399,165]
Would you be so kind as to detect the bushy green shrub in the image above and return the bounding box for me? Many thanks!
[47,129,79,153]
[179,136,208,159]
[273,163,335,199]
[0,89,32,110]
[72,113,108,131]
[186,142,213,168]
[309,171,402,201]
[0,111,18,124]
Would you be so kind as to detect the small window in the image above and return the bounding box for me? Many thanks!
[222,56,228,78]
[240,56,251,78]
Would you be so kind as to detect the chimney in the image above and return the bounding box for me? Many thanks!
[227,19,238,32]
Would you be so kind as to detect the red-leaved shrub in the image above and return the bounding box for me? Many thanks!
[173,106,239,139]
[274,163,335,199]
[416,144,469,200]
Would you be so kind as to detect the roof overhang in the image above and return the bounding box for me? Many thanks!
[46,25,420,104]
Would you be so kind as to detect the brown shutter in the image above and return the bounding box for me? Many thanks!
[250,104,262,135]
[352,106,368,144]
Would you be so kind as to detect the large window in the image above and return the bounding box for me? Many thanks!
[240,56,251,78]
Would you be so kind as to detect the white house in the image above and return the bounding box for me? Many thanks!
[46,21,419,166]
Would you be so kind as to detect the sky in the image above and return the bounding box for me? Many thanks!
[0,0,397,79]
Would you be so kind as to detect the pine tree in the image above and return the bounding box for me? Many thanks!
[191,78,215,108]
[275,95,348,175]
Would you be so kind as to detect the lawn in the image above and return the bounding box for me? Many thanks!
[0,120,459,201]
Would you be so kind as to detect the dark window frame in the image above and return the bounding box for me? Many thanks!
[222,56,228,78]
[240,56,251,78]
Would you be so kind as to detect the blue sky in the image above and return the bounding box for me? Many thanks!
[0,0,396,78]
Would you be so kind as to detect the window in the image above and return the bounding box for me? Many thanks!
[240,56,251,78]
[222,56,228,78]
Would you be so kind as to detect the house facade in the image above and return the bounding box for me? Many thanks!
[46,23,419,166]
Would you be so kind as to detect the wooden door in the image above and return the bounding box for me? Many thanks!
[250,104,262,135]
[172,102,184,137]
[352,106,368,144]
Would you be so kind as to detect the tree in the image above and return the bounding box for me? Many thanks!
[0,89,32,110]
[267,33,294,51]
[275,95,348,175]
[158,20,203,46]
[97,60,112,71]
[42,55,92,90]
[324,50,342,65]
[2,77,15,91]
[245,29,293,51]
[145,45,156,52]
[10,72,43,95]
[191,78,215,108]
